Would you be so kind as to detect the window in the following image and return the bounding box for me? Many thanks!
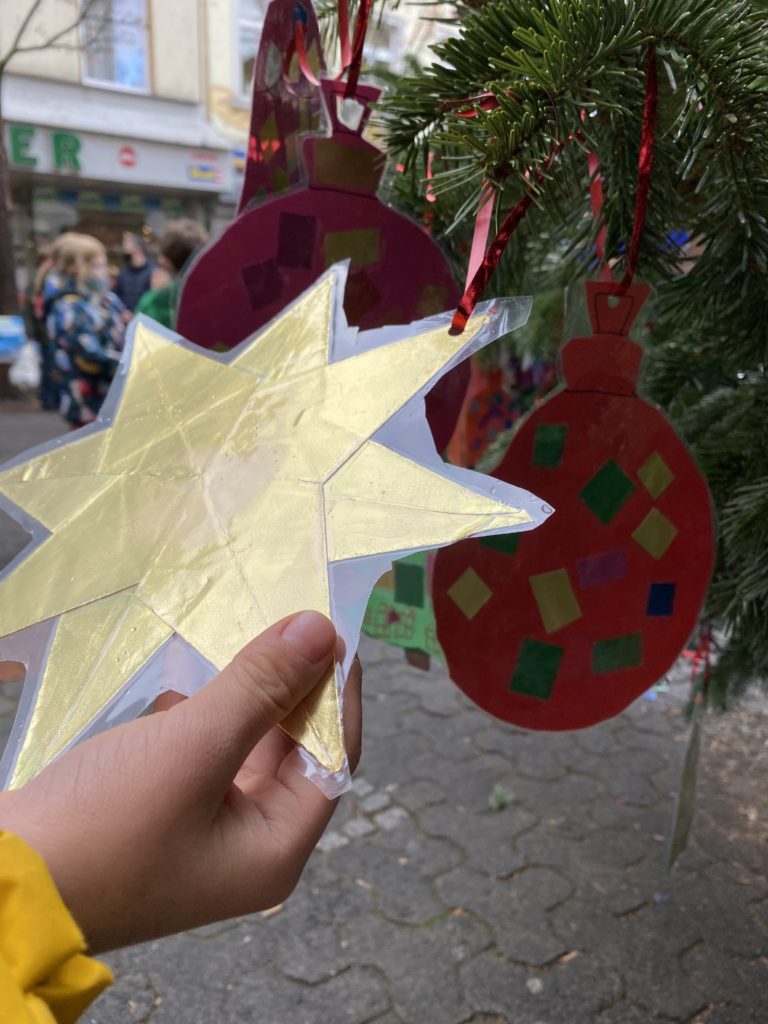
[238,0,268,99]
[81,0,149,92]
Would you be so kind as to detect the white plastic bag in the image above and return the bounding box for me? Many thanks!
[8,341,41,391]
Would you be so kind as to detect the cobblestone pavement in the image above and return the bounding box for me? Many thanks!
[1,410,767,1024]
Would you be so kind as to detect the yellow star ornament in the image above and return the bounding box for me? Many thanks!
[0,266,550,793]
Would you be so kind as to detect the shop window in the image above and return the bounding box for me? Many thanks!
[81,0,150,92]
[238,0,269,99]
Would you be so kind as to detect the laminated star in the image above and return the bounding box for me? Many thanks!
[0,266,549,792]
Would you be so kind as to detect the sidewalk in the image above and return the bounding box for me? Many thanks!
[1,408,766,1024]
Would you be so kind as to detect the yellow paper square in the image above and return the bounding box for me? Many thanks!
[529,568,582,634]
[638,452,674,498]
[632,508,678,559]
[324,228,380,269]
[448,567,492,620]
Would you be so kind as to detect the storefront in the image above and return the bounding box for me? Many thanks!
[5,121,235,295]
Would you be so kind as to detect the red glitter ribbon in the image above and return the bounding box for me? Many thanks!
[618,43,658,292]
[337,0,353,70]
[451,149,560,333]
[342,0,373,98]
[292,22,321,87]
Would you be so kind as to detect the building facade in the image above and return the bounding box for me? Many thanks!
[2,0,234,290]
[2,0,455,292]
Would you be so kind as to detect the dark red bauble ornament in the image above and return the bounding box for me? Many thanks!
[177,79,463,450]
[433,282,715,730]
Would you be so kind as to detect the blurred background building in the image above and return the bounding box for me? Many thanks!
[1,0,454,293]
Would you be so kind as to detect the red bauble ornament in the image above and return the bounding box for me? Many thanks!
[433,282,715,730]
[178,79,464,450]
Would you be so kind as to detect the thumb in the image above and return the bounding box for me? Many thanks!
[171,610,337,794]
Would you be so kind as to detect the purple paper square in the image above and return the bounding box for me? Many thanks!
[577,548,627,589]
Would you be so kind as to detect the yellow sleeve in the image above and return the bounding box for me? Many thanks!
[0,831,112,1024]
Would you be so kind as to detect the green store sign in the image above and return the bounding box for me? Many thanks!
[8,124,82,172]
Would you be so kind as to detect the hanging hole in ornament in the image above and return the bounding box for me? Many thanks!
[336,95,365,132]
[607,295,621,308]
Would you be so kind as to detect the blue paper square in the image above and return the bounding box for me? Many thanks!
[646,582,676,617]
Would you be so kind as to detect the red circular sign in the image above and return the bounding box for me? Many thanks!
[118,146,137,168]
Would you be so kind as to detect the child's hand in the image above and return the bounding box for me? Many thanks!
[0,611,362,953]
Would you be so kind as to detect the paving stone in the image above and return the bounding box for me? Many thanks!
[682,944,768,1007]
[352,777,375,798]
[473,724,521,757]
[360,791,391,814]
[677,879,768,959]
[403,749,519,810]
[704,1008,765,1024]
[416,674,465,717]
[82,971,157,1023]
[357,729,435,787]
[461,1015,511,1024]
[436,867,572,965]
[110,931,243,1024]
[395,777,444,811]
[419,802,535,878]
[512,741,567,783]
[225,965,390,1024]
[332,824,459,925]
[508,775,606,840]
[316,829,350,852]
[574,726,625,757]
[617,902,712,1020]
[595,1001,660,1023]
[269,877,375,983]
[362,691,422,740]
[406,704,490,752]
[549,899,626,954]
[586,796,679,836]
[461,951,622,1024]
[345,817,377,839]
[374,806,410,832]
[340,912,489,1024]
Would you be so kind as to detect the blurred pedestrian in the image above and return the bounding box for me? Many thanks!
[114,231,154,312]
[43,232,126,427]
[31,244,58,409]
[136,219,209,329]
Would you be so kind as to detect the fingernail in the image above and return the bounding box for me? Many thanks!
[282,610,336,664]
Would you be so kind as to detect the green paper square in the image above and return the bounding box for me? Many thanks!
[533,424,568,468]
[580,460,635,524]
[592,633,643,673]
[394,561,424,607]
[481,533,519,557]
[509,638,564,700]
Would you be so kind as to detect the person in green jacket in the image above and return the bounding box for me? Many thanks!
[136,219,209,329]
